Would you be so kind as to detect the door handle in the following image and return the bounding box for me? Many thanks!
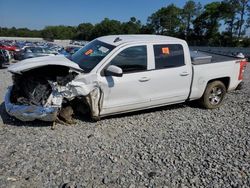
[139,77,150,82]
[180,72,189,76]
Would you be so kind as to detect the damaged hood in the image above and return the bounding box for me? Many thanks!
[8,55,83,74]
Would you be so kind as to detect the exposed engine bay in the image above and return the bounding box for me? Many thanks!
[5,63,103,122]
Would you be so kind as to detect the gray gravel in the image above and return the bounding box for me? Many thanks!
[0,64,250,188]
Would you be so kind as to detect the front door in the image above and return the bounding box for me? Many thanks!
[98,45,153,115]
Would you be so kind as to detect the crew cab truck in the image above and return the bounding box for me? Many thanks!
[5,35,248,122]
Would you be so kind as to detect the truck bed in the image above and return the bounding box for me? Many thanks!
[190,50,240,65]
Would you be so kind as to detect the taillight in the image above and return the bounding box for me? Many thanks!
[238,60,248,80]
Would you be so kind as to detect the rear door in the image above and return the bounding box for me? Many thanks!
[148,43,192,105]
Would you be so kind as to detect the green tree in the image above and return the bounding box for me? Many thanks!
[140,24,154,34]
[0,27,41,38]
[221,0,240,40]
[91,18,123,39]
[41,27,54,40]
[148,4,182,36]
[41,26,76,40]
[181,1,201,39]
[193,2,223,45]
[76,23,94,40]
[236,0,250,38]
[122,17,141,34]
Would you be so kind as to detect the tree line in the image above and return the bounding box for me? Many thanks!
[1,0,250,47]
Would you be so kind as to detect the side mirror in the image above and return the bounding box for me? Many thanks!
[105,65,123,77]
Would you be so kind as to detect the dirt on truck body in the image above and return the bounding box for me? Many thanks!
[5,56,103,122]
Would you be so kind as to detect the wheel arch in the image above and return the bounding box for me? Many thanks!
[206,77,230,91]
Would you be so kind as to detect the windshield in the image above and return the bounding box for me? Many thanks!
[70,40,115,72]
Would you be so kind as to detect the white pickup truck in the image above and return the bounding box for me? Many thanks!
[5,35,248,122]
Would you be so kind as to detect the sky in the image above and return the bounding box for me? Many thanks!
[0,0,215,30]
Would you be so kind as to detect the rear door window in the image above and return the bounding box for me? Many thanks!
[153,44,185,69]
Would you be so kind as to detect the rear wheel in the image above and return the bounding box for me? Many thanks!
[200,81,226,109]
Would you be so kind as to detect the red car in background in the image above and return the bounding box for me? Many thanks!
[0,43,17,51]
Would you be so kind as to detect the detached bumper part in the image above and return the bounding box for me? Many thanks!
[5,86,58,122]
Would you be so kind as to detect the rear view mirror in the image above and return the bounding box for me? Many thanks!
[105,65,123,77]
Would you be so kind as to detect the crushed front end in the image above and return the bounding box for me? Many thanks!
[5,61,103,122]
[5,86,59,121]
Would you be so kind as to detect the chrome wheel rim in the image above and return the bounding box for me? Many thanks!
[209,87,223,105]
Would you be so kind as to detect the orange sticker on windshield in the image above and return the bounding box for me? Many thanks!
[162,47,170,55]
[85,49,93,55]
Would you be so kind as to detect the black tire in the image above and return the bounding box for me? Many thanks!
[200,81,226,109]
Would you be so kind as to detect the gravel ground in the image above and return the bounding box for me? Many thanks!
[0,64,250,188]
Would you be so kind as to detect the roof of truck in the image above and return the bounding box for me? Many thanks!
[97,35,185,46]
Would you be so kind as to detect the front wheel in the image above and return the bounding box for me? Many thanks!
[200,81,226,109]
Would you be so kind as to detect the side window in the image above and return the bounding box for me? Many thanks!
[25,48,32,53]
[153,44,185,69]
[33,48,43,53]
[109,45,147,73]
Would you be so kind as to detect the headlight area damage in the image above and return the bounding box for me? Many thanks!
[5,64,103,122]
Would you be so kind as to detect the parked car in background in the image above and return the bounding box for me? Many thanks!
[4,49,11,61]
[14,46,56,60]
[58,48,71,57]
[0,43,17,52]
[0,49,10,68]
[69,47,81,55]
[65,46,75,53]
[70,40,88,46]
[0,50,6,68]
[43,48,59,55]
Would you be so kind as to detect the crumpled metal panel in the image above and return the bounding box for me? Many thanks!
[5,86,58,122]
[49,80,97,100]
[85,87,102,119]
[5,78,103,122]
[8,55,83,74]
